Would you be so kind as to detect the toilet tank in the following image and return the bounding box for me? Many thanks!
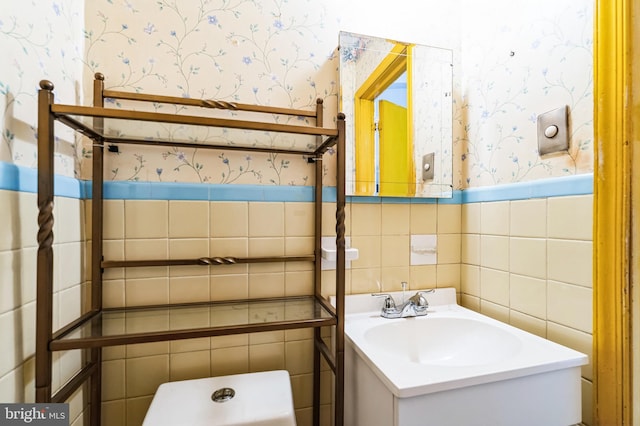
[143,370,297,426]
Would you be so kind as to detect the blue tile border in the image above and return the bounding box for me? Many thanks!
[461,173,593,203]
[0,161,87,199]
[0,161,593,203]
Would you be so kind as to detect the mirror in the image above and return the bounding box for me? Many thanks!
[339,31,453,198]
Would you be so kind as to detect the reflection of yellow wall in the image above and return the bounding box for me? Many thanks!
[353,43,414,196]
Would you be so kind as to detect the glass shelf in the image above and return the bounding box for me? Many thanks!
[52,104,338,155]
[50,296,335,351]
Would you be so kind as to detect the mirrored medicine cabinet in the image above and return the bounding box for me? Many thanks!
[339,31,453,198]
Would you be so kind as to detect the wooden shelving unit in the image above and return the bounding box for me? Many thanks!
[35,73,346,426]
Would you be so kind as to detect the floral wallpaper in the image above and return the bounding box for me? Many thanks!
[0,0,593,189]
[457,0,593,188]
[1,0,84,177]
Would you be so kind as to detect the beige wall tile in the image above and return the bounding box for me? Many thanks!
[480,235,509,271]
[19,192,38,250]
[210,334,248,350]
[211,346,249,376]
[209,238,248,276]
[169,350,211,381]
[284,236,314,256]
[102,346,125,362]
[461,234,480,265]
[0,191,35,251]
[461,264,480,297]
[461,202,481,234]
[248,272,284,298]
[509,274,546,319]
[0,249,36,314]
[436,264,460,291]
[409,265,437,290]
[101,360,125,401]
[125,200,168,239]
[126,342,169,359]
[547,239,592,287]
[248,237,284,257]
[480,201,510,236]
[437,204,461,234]
[286,340,314,375]
[350,204,381,236]
[285,202,314,237]
[509,310,546,338]
[460,294,480,311]
[321,202,338,237]
[290,373,313,410]
[350,235,380,269]
[124,239,168,279]
[547,280,593,333]
[210,274,248,301]
[54,196,83,244]
[285,270,313,296]
[510,199,546,237]
[350,267,381,295]
[248,237,284,273]
[101,400,125,426]
[0,303,35,378]
[125,277,169,306]
[169,200,209,238]
[380,267,410,292]
[125,355,169,397]
[170,337,210,353]
[126,396,153,426]
[547,322,592,380]
[102,240,124,280]
[381,204,410,235]
[55,242,84,291]
[249,331,284,345]
[479,299,510,323]
[211,202,248,237]
[249,202,284,237]
[437,234,461,264]
[58,286,82,329]
[285,328,313,342]
[381,235,409,267]
[249,342,285,372]
[480,267,509,306]
[103,200,124,240]
[168,238,209,277]
[548,195,593,240]
[169,275,209,303]
[509,237,546,279]
[409,204,437,234]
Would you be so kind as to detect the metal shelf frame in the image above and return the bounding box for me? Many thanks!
[35,73,346,426]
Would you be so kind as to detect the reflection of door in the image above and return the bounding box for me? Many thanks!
[378,100,413,196]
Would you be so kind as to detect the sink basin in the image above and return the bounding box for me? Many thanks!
[364,317,522,366]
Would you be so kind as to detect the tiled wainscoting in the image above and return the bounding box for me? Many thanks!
[0,162,593,425]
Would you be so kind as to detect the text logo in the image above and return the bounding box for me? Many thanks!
[0,404,69,426]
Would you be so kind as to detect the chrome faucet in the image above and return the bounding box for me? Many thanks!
[372,289,435,319]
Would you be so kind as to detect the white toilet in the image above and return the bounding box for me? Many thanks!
[143,370,297,426]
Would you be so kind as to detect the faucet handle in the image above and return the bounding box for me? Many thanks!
[411,289,435,308]
[372,293,397,310]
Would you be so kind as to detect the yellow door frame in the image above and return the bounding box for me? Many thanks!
[593,0,636,424]
[353,43,412,195]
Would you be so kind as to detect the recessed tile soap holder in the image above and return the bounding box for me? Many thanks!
[537,106,569,156]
